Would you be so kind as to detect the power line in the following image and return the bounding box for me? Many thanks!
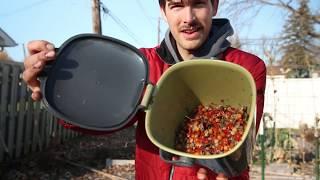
[238,38,282,46]
[241,37,283,41]
[157,17,161,44]
[0,0,53,18]
[135,0,157,29]
[100,2,144,46]
[135,0,163,44]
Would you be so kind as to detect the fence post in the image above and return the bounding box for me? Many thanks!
[8,66,20,157]
[15,69,28,158]
[24,96,33,155]
[32,102,41,152]
[0,65,10,161]
[315,115,320,180]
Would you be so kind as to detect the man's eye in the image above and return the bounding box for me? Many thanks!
[195,2,206,7]
[194,1,207,7]
[169,4,183,9]
[170,5,181,9]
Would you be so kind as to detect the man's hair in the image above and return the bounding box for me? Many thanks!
[158,0,165,7]
[159,0,216,7]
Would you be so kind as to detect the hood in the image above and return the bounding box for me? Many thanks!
[156,18,234,64]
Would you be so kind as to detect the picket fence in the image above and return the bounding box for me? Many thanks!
[0,60,79,162]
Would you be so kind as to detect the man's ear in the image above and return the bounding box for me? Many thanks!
[160,7,168,22]
[212,0,219,16]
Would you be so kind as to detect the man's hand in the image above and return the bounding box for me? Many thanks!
[197,168,208,180]
[216,173,228,180]
[197,168,228,180]
[22,40,56,101]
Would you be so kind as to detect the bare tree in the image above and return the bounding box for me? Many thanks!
[0,51,13,61]
[220,0,320,74]
[229,34,242,49]
[220,0,320,39]
[262,38,277,65]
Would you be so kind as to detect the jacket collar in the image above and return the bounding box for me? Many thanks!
[156,18,233,65]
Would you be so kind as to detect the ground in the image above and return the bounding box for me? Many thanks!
[0,126,136,180]
[0,125,317,179]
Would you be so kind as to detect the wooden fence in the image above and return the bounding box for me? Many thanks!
[0,60,79,162]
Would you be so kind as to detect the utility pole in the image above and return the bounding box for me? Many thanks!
[260,114,272,180]
[92,0,102,35]
[157,17,161,45]
[22,43,27,59]
[315,114,320,180]
[260,127,265,180]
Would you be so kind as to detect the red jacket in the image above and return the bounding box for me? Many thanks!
[61,46,266,180]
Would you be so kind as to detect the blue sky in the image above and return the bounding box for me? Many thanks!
[1,0,319,62]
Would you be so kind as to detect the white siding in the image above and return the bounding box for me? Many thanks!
[264,77,320,128]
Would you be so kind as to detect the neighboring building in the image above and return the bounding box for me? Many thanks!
[0,27,17,50]
[0,51,11,61]
[264,75,320,128]
[0,28,17,61]
[267,64,320,78]
[266,65,286,78]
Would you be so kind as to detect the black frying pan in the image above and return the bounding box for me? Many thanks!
[40,34,149,131]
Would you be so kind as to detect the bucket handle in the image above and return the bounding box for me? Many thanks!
[159,149,195,167]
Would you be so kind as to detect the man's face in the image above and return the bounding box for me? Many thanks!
[161,0,217,51]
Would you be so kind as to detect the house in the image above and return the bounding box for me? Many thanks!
[0,28,17,61]
[0,27,17,50]
[264,66,320,128]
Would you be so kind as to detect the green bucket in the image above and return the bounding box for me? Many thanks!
[144,59,257,176]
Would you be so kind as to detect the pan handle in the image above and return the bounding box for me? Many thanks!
[159,149,195,167]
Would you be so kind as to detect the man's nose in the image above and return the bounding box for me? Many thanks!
[183,7,196,24]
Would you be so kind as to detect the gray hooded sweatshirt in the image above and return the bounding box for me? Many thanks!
[157,18,234,64]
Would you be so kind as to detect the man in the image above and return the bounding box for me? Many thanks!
[23,0,266,179]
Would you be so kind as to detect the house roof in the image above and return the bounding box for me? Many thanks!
[0,28,17,47]
[267,65,285,76]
